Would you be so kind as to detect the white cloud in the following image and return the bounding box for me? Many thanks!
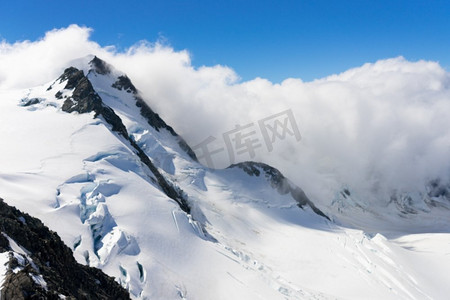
[0,25,101,89]
[1,25,449,206]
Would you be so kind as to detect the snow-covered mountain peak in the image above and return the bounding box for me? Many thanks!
[229,161,329,220]
[2,57,450,299]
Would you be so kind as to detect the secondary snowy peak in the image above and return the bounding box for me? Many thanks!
[230,161,329,219]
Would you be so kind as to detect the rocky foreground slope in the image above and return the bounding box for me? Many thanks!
[0,198,129,299]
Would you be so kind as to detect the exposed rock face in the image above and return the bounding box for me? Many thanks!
[89,56,112,75]
[134,95,198,161]
[59,68,103,115]
[111,75,137,94]
[58,67,85,90]
[111,74,198,161]
[230,162,330,220]
[86,56,197,162]
[0,198,130,299]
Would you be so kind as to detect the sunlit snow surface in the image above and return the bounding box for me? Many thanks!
[0,62,449,299]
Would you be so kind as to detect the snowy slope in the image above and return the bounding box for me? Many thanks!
[1,56,449,299]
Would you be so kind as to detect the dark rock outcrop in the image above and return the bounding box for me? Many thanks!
[111,73,198,161]
[58,68,103,115]
[89,56,111,75]
[111,75,137,94]
[0,198,130,299]
[134,95,198,161]
[58,67,85,90]
[20,98,41,107]
[428,179,450,199]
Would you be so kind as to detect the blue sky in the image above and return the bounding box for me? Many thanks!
[1,0,449,82]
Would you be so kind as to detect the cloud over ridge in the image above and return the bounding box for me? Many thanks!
[1,25,449,206]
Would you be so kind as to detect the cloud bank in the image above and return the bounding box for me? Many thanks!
[1,25,449,206]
